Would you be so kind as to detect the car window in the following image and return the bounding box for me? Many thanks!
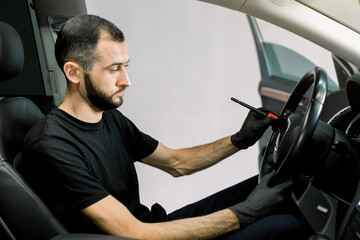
[257,19,339,92]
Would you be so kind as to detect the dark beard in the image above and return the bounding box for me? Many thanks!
[84,72,123,111]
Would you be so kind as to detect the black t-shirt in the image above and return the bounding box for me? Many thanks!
[18,108,158,233]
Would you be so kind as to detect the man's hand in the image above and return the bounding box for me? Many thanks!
[229,171,292,228]
[231,108,275,149]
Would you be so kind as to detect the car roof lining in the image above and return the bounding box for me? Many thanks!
[297,0,360,35]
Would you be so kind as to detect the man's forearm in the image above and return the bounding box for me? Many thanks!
[125,209,239,240]
[173,136,239,175]
[84,195,240,240]
[141,136,240,177]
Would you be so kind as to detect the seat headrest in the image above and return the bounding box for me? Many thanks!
[0,22,25,82]
[346,73,360,112]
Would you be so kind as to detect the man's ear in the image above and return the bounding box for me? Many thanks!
[63,62,82,84]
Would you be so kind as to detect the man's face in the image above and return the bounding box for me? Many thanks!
[83,32,131,111]
[84,71,124,111]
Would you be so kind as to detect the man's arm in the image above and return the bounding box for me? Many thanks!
[81,171,291,239]
[81,194,239,239]
[142,109,275,177]
[142,136,238,176]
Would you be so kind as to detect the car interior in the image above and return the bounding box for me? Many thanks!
[1,0,360,239]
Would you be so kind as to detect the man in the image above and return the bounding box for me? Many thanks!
[18,14,305,239]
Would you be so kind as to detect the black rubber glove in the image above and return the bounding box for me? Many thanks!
[229,171,292,228]
[231,108,275,149]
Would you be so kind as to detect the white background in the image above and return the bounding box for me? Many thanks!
[85,0,335,212]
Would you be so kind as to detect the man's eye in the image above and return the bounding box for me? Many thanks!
[109,67,120,72]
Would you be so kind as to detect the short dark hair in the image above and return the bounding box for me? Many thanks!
[55,14,125,72]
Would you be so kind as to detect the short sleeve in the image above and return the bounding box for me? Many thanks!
[20,137,109,216]
[109,110,158,161]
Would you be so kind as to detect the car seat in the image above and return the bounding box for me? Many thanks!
[0,21,134,240]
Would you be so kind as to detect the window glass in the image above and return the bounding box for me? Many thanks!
[258,19,339,91]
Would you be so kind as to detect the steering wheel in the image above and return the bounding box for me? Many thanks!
[259,67,328,184]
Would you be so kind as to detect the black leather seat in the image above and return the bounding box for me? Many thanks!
[0,97,45,164]
[0,21,133,240]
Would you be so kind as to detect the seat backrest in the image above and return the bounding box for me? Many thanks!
[0,21,68,240]
[0,97,45,164]
[0,159,67,240]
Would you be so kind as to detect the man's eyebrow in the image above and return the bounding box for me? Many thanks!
[105,59,130,69]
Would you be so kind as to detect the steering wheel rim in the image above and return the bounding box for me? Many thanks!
[259,67,328,183]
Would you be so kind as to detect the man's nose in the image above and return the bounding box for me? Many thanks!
[117,67,131,87]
